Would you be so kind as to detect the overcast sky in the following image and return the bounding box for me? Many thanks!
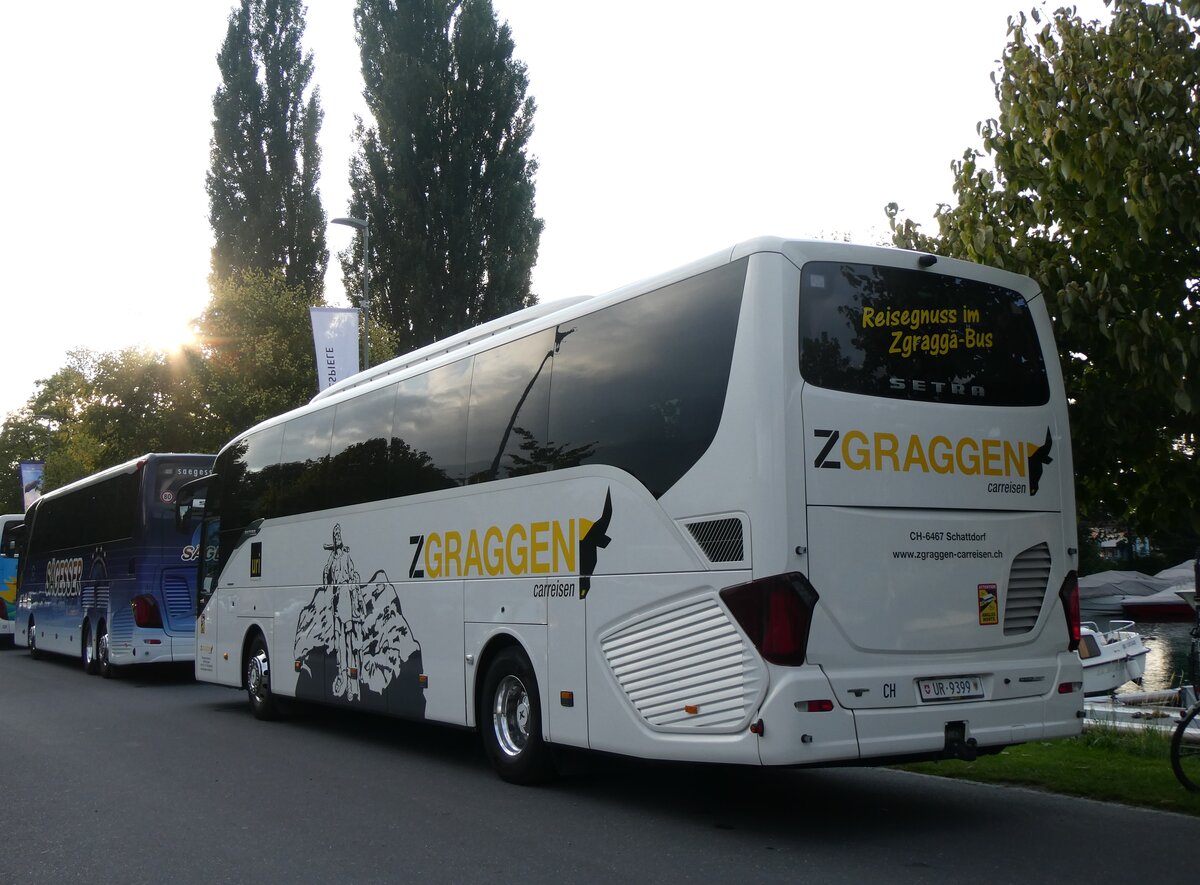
[0,0,1111,418]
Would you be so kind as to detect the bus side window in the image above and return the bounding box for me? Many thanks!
[548,259,746,498]
[391,357,470,494]
[465,331,554,484]
[328,383,397,509]
[222,426,283,531]
[277,408,334,517]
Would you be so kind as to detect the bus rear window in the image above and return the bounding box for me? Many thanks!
[799,261,1049,406]
[151,462,213,514]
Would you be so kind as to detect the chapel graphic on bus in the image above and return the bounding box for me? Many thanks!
[292,524,425,718]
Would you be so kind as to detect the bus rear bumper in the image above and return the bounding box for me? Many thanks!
[112,633,196,666]
[0,619,13,636]
[756,667,1083,766]
[847,691,1082,762]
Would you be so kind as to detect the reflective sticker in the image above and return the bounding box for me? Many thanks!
[978,583,998,625]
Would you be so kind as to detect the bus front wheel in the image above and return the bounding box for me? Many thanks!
[479,647,554,785]
[246,634,282,721]
[28,618,40,660]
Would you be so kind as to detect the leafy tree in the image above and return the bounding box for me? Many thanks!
[208,0,328,296]
[345,0,543,354]
[196,268,325,438]
[0,347,219,508]
[887,0,1199,536]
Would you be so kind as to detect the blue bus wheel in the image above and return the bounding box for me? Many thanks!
[83,621,98,674]
[97,622,113,679]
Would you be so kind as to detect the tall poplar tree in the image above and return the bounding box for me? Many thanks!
[207,0,328,296]
[345,0,543,353]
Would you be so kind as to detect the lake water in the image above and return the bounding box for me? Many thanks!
[1083,616,1199,694]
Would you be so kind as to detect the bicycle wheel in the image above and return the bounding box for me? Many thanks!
[1170,702,1200,792]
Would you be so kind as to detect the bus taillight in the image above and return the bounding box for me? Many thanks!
[720,573,819,666]
[1058,572,1080,652]
[132,595,163,629]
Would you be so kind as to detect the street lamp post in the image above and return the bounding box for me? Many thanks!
[331,214,370,370]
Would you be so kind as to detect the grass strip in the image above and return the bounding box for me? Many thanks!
[900,724,1200,816]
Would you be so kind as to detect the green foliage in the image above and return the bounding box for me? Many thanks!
[208,0,328,296]
[346,0,543,354]
[0,268,326,502]
[0,3,341,501]
[888,0,1200,537]
[196,268,324,440]
[0,347,222,509]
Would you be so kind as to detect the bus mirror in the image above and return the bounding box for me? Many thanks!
[0,522,23,559]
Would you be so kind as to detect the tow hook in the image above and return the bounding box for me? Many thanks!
[944,721,978,761]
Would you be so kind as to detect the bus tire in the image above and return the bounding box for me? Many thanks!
[28,618,41,660]
[83,620,99,674]
[97,621,114,679]
[246,634,282,721]
[479,646,554,785]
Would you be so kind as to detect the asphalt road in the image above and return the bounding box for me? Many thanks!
[1,646,1194,885]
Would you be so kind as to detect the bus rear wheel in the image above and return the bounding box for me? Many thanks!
[83,621,99,674]
[97,622,113,679]
[479,647,554,785]
[246,634,282,721]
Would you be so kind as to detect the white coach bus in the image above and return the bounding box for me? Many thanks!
[184,237,1082,783]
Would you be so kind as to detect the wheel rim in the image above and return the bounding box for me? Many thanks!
[247,650,270,703]
[29,623,36,654]
[99,629,109,667]
[492,674,531,757]
[84,626,94,668]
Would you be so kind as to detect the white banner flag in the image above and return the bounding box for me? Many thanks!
[19,460,44,511]
[310,307,361,392]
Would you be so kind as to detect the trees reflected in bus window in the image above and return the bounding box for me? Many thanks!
[548,259,747,498]
[212,260,747,524]
[277,407,334,517]
[392,357,471,493]
[327,383,396,509]
[466,330,555,484]
[220,426,282,531]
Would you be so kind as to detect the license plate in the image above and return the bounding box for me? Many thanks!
[917,675,984,703]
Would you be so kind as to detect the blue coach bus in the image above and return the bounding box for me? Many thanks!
[16,454,213,674]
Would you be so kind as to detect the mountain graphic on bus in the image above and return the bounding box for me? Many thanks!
[292,524,425,718]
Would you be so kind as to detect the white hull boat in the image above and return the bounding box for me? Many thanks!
[1078,620,1150,697]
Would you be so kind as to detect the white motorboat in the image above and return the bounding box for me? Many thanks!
[1078,620,1151,697]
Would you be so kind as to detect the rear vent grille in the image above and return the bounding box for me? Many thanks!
[162,573,195,631]
[109,606,134,653]
[601,597,760,731]
[685,518,745,563]
[1004,542,1052,635]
